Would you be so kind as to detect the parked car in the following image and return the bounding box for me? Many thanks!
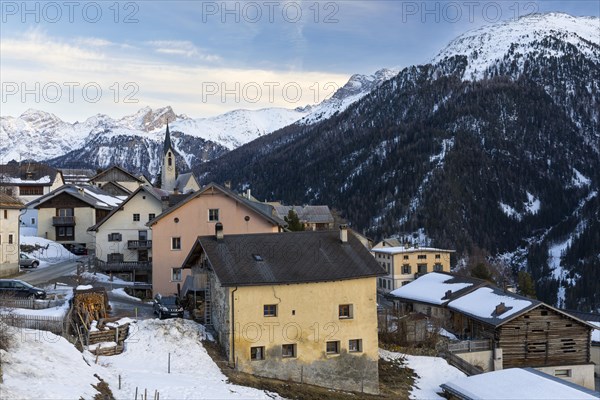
[19,253,40,268]
[0,279,46,299]
[153,294,184,319]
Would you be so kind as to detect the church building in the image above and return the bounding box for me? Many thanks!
[161,123,200,194]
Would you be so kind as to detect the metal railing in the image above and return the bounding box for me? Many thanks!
[95,260,152,272]
[127,240,152,249]
[52,216,76,226]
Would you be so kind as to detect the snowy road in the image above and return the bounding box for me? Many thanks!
[18,257,87,286]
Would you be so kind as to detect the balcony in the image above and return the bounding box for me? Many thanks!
[52,216,76,226]
[127,240,152,250]
[95,260,152,272]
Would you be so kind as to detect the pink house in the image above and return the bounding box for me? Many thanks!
[148,182,285,295]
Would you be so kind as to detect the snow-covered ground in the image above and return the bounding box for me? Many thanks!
[380,349,465,399]
[81,271,138,285]
[0,319,282,399]
[20,236,78,268]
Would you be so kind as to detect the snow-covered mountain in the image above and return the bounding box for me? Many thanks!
[198,13,600,311]
[0,68,398,171]
[432,12,600,80]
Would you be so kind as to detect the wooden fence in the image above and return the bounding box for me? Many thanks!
[446,339,491,353]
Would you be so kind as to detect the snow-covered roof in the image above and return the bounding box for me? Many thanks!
[28,184,124,210]
[388,273,482,305]
[447,287,539,326]
[441,368,600,400]
[589,321,600,343]
[373,246,454,254]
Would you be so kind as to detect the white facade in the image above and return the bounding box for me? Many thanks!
[0,206,21,277]
[93,188,164,263]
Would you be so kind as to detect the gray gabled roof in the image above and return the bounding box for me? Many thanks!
[88,185,169,231]
[89,165,143,183]
[0,193,23,209]
[174,172,197,193]
[273,205,334,224]
[182,230,386,287]
[147,182,286,228]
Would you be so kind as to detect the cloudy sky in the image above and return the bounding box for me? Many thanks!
[1,0,598,121]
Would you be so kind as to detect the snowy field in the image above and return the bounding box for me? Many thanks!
[0,307,471,399]
[20,235,78,268]
[380,349,465,399]
[0,319,282,400]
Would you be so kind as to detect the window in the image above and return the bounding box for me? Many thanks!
[108,233,122,242]
[148,213,155,221]
[250,346,265,360]
[554,369,572,378]
[282,344,296,358]
[402,264,411,274]
[19,186,43,196]
[326,341,340,354]
[171,268,182,281]
[434,263,443,272]
[417,254,427,260]
[133,213,140,222]
[403,255,409,260]
[168,153,172,167]
[418,264,427,274]
[208,208,219,222]
[107,253,124,263]
[339,304,353,319]
[171,237,181,250]
[56,226,74,239]
[264,304,277,317]
[138,230,148,241]
[8,234,13,244]
[31,218,35,225]
[378,278,383,288]
[58,208,74,217]
[3,210,6,219]
[348,339,362,353]
[435,254,441,259]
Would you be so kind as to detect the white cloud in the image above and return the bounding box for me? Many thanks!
[147,40,221,61]
[1,31,349,121]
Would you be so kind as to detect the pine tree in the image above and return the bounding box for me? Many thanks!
[284,210,305,232]
[517,271,537,299]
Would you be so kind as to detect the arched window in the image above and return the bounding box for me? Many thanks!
[168,153,172,167]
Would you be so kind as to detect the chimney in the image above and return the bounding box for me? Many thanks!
[444,290,452,299]
[215,222,224,240]
[404,242,410,249]
[224,180,231,189]
[339,224,348,243]
[495,302,507,315]
[161,195,170,211]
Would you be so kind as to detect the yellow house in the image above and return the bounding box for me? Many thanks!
[148,182,285,296]
[0,193,23,277]
[181,225,386,395]
[372,244,454,291]
[88,185,169,282]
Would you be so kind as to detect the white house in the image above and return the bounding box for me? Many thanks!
[0,193,23,277]
[88,185,169,282]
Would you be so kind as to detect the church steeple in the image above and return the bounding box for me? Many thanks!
[164,122,174,155]
[161,121,177,191]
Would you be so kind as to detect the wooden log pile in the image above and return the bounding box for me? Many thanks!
[72,287,109,329]
[87,317,130,356]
